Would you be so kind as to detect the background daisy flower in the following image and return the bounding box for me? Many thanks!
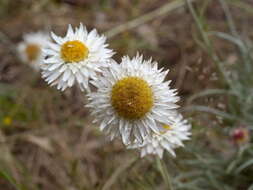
[128,113,191,158]
[87,54,180,145]
[41,23,114,91]
[17,32,49,71]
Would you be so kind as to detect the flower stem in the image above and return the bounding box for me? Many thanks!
[156,157,174,190]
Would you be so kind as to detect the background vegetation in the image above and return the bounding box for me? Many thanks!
[0,0,253,189]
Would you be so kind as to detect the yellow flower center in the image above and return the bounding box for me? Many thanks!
[61,40,89,62]
[160,124,172,134]
[163,124,172,130]
[111,77,153,120]
[25,44,41,61]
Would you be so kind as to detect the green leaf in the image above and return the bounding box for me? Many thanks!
[187,89,236,104]
[0,169,22,190]
[235,159,253,174]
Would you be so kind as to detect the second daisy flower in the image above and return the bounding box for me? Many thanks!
[87,55,180,145]
[41,23,114,91]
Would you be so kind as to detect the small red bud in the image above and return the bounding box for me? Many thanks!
[231,128,249,145]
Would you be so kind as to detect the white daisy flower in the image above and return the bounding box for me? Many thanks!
[86,54,180,145]
[17,32,49,71]
[128,113,191,158]
[41,23,114,91]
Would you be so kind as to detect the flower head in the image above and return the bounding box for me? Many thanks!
[17,32,49,71]
[41,23,114,91]
[128,114,191,158]
[231,127,250,145]
[86,54,180,145]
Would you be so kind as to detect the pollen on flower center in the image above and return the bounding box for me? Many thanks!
[111,77,153,120]
[25,44,41,61]
[61,40,89,63]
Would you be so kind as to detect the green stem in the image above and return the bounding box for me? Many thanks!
[156,157,174,190]
[218,0,238,37]
[219,0,252,75]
